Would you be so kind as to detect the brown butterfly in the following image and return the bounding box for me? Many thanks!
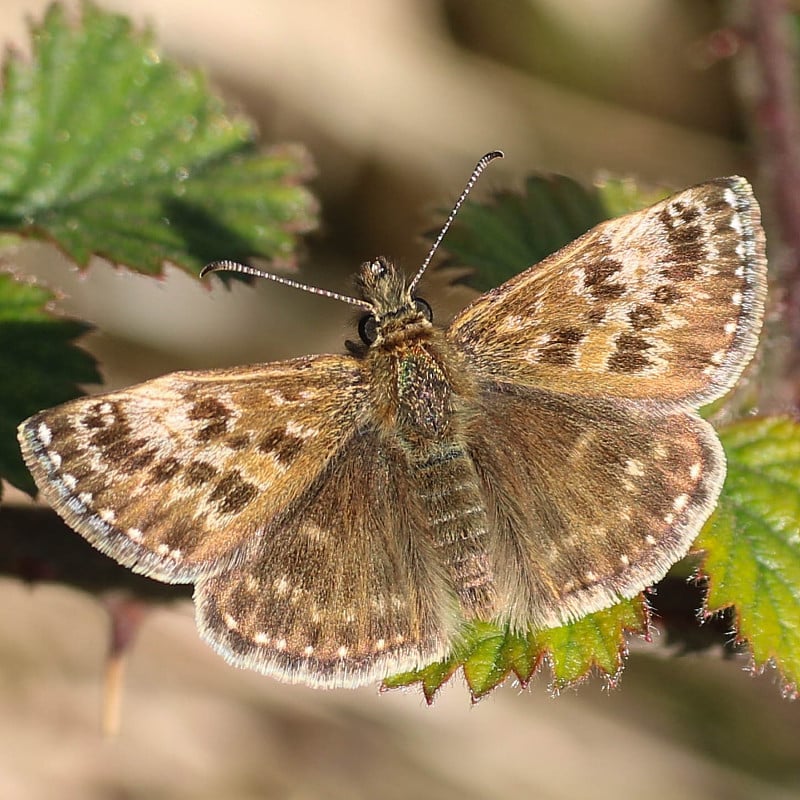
[18,153,767,688]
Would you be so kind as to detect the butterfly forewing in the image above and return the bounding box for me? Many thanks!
[18,355,367,583]
[196,428,456,688]
[466,387,724,630]
[448,178,767,408]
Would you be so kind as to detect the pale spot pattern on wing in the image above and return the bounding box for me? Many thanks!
[673,493,690,512]
[37,422,52,447]
[625,458,645,477]
[223,613,238,631]
[285,420,319,439]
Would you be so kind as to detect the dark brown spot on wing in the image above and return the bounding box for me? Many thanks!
[662,258,702,283]
[608,332,654,373]
[587,307,607,324]
[82,400,124,429]
[538,326,586,366]
[278,387,302,402]
[583,257,626,300]
[46,415,75,438]
[209,470,257,514]
[90,425,125,449]
[149,457,183,484]
[257,429,283,453]
[195,420,228,442]
[276,436,304,463]
[628,303,662,331]
[189,397,230,419]
[184,461,219,486]
[189,397,232,442]
[85,402,154,467]
[653,284,682,305]
[103,436,149,463]
[226,434,251,450]
[82,412,106,429]
[672,201,700,224]
[88,403,130,449]
[122,446,158,471]
[258,429,304,465]
[659,203,707,280]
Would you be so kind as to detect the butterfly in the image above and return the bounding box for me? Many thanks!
[18,153,767,688]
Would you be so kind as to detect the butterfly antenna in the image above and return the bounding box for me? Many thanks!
[200,260,373,310]
[407,150,504,295]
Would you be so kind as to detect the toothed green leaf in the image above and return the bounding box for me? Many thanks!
[443,174,667,290]
[0,272,99,497]
[698,417,800,695]
[0,2,317,275]
[384,598,646,701]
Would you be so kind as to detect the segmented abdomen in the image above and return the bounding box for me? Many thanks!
[410,443,496,618]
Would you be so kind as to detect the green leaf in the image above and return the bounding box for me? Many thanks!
[443,175,668,290]
[697,417,800,695]
[0,2,317,275]
[0,271,99,496]
[383,597,647,701]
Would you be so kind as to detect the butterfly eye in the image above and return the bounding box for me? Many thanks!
[358,313,378,344]
[414,297,433,322]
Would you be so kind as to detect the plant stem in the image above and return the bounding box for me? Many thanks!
[747,0,800,406]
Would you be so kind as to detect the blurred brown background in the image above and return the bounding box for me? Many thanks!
[2,1,799,798]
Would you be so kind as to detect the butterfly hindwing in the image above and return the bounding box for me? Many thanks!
[195,427,456,688]
[466,386,724,630]
[447,178,766,408]
[18,355,368,583]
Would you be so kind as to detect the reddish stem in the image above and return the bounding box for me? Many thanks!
[748,0,800,403]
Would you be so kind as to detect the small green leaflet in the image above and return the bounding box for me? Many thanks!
[384,599,648,702]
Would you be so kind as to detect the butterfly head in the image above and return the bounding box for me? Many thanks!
[355,257,433,346]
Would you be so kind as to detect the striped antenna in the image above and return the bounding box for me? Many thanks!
[407,150,504,295]
[201,150,503,305]
[199,260,373,311]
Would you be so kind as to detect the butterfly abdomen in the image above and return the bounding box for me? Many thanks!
[409,443,496,618]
